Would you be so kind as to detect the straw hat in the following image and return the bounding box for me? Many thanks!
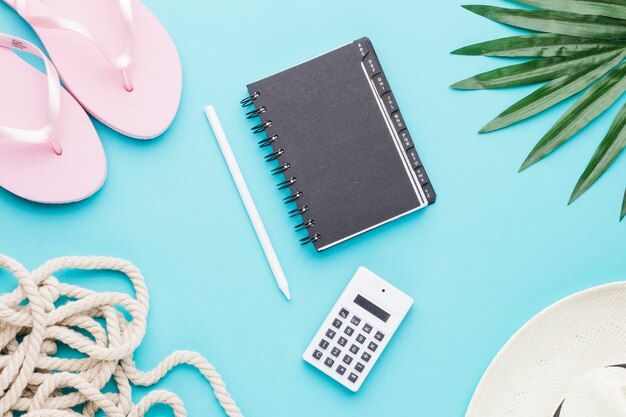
[466,282,626,417]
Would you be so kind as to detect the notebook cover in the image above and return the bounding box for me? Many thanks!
[246,37,435,251]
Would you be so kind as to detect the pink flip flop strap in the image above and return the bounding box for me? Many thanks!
[0,34,62,155]
[15,0,136,91]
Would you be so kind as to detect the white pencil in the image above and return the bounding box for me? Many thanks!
[205,105,291,301]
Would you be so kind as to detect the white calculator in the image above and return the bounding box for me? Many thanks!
[303,267,414,392]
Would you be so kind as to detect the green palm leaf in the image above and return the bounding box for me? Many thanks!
[463,5,626,39]
[451,49,622,89]
[452,34,623,57]
[570,102,626,204]
[521,62,626,171]
[454,1,626,220]
[481,50,626,132]
[621,190,626,221]
[513,0,626,20]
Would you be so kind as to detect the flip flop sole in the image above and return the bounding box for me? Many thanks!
[0,47,107,203]
[5,0,182,139]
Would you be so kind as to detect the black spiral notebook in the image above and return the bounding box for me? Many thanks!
[241,37,436,252]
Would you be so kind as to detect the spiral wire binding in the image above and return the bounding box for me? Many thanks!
[242,91,319,246]
[245,106,266,119]
[272,163,290,175]
[259,134,278,148]
[300,234,321,244]
[295,219,315,232]
[252,120,272,134]
[265,148,284,162]
[277,177,297,190]
[240,91,260,107]
[289,205,308,217]
[284,191,303,204]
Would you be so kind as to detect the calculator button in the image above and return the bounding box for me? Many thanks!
[344,326,354,336]
[368,341,378,352]
[319,339,329,350]
[337,337,348,347]
[356,334,366,344]
[342,354,353,365]
[324,357,334,368]
[374,331,385,342]
[332,318,342,329]
[349,344,360,354]
[339,308,349,319]
[336,365,347,376]
[355,362,365,373]
[361,352,372,362]
[312,350,323,360]
[348,373,359,383]
[325,329,336,340]
[350,316,361,326]
[362,323,373,334]
[331,347,341,357]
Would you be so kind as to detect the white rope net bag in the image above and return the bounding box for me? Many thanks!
[0,255,243,417]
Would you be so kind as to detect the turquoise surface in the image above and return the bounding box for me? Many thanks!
[1,0,626,415]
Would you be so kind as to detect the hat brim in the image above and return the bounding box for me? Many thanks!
[467,282,626,417]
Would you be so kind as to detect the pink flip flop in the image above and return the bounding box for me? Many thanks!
[3,0,182,139]
[0,34,106,204]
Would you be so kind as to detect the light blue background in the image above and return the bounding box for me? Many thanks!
[1,0,626,415]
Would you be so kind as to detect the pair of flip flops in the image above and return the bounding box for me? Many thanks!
[0,0,181,203]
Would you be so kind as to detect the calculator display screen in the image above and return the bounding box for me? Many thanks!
[354,295,390,322]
